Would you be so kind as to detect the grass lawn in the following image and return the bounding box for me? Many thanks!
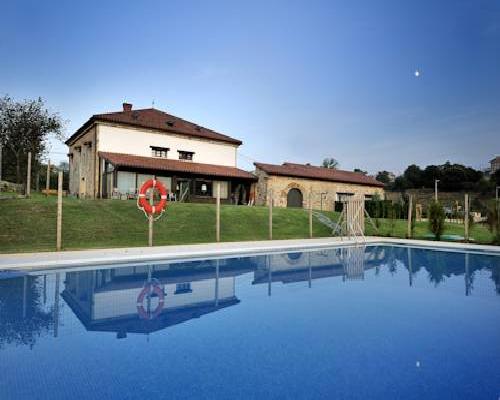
[364,216,494,243]
[0,195,336,253]
[0,195,496,253]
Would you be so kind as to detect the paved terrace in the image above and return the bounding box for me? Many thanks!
[0,237,499,272]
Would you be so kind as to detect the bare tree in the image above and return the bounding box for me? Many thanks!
[0,96,64,184]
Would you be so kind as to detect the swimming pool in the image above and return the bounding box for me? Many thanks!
[1,244,499,399]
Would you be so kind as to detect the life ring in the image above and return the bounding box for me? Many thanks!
[136,282,165,320]
[137,179,168,215]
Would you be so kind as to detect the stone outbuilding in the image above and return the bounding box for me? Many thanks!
[254,162,384,210]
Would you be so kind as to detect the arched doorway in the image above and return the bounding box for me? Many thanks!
[287,188,303,208]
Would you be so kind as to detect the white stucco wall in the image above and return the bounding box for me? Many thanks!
[93,277,235,320]
[98,124,238,167]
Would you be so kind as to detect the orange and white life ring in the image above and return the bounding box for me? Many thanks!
[136,281,165,320]
[137,179,168,215]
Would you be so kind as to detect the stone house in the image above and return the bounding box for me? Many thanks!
[254,162,384,210]
[490,156,500,174]
[65,103,256,203]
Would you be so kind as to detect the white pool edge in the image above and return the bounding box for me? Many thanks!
[1,236,499,272]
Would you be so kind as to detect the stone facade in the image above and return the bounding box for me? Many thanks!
[255,169,384,211]
[68,125,99,198]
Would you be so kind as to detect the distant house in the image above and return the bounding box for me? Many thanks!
[65,103,256,202]
[253,162,384,209]
[490,156,500,174]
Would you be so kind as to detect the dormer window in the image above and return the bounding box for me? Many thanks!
[178,150,194,161]
[150,146,169,158]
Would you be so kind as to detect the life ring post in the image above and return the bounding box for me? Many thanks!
[137,178,169,246]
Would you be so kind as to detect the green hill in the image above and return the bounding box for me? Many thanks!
[0,195,494,253]
[0,195,334,253]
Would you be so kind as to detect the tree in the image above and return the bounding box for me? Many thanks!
[428,201,445,240]
[0,96,63,184]
[403,164,424,188]
[491,169,500,187]
[375,170,392,185]
[485,200,500,245]
[353,168,367,175]
[321,158,339,169]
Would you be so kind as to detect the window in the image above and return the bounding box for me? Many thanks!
[212,181,229,199]
[178,150,194,161]
[150,146,169,158]
[195,180,212,196]
[175,283,192,294]
[337,192,354,201]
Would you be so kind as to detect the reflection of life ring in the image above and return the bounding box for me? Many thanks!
[136,282,165,320]
[137,179,168,215]
[282,252,303,265]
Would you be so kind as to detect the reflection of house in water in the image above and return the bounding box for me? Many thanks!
[61,249,384,337]
[252,246,385,287]
[62,259,254,338]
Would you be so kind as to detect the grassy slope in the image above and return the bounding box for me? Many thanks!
[0,195,335,253]
[364,216,493,243]
[0,195,494,253]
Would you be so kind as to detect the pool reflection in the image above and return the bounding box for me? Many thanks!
[1,246,499,347]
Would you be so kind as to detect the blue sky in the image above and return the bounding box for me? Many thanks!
[1,0,499,174]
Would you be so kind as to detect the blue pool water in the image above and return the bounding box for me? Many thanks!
[1,245,499,399]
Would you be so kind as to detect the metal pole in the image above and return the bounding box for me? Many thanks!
[407,195,413,239]
[26,151,32,197]
[56,171,63,251]
[216,182,221,242]
[46,159,51,196]
[268,189,273,240]
[464,194,469,242]
[434,179,439,202]
[309,190,313,238]
[0,144,3,181]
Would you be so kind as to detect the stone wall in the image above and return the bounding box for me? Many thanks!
[68,126,97,198]
[254,170,384,211]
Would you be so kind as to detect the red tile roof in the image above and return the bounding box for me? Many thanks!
[254,162,384,187]
[100,152,256,180]
[66,107,242,146]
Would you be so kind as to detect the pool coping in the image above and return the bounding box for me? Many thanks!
[0,237,499,272]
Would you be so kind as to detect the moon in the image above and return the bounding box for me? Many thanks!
[414,70,421,77]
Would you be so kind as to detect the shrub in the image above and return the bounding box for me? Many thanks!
[486,200,500,245]
[428,201,445,240]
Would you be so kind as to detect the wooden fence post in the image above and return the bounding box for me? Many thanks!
[309,190,313,238]
[268,189,273,240]
[148,188,154,247]
[216,182,221,242]
[45,159,50,196]
[26,151,32,197]
[464,194,469,242]
[407,195,413,239]
[56,171,63,251]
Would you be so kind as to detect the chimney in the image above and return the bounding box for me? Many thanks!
[122,102,132,112]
